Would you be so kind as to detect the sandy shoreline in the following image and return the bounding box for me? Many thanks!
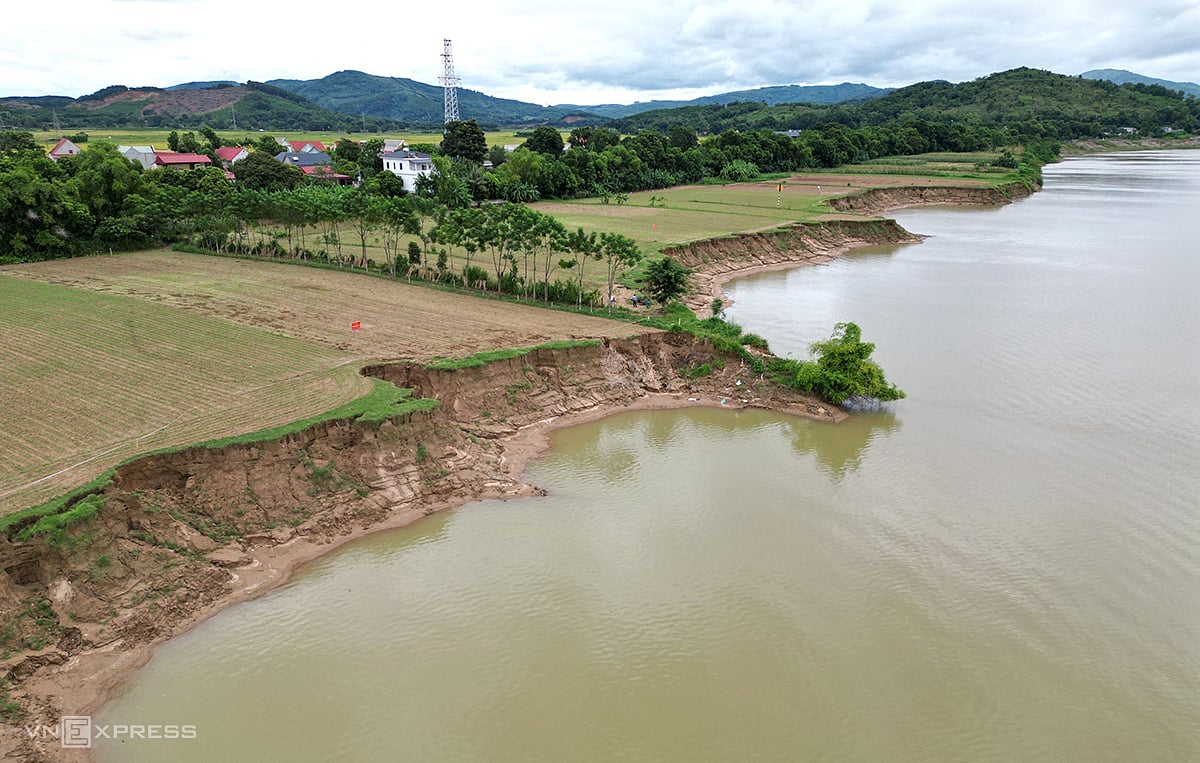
[4,180,1035,761]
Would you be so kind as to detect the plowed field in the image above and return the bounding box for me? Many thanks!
[1,251,636,512]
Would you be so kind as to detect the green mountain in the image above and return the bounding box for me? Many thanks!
[608,68,1200,139]
[266,70,588,127]
[557,83,887,118]
[1081,69,1200,99]
[0,82,402,132]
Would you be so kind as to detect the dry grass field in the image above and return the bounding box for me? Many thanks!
[0,251,636,513]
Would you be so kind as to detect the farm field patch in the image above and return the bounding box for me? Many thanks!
[1,251,635,512]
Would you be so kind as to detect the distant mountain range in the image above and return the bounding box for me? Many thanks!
[552,83,888,119]
[1,67,1193,133]
[262,71,887,125]
[265,70,578,126]
[1081,69,1200,98]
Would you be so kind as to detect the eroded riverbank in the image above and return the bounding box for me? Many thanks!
[1,333,842,760]
[0,178,1036,760]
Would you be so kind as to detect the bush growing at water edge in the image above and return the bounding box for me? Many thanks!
[774,322,905,405]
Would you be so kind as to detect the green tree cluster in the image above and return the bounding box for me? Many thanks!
[781,322,905,404]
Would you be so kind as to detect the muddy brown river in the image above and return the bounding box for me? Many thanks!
[96,152,1200,761]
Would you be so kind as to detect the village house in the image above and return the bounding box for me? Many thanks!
[274,151,333,169]
[380,149,434,193]
[48,138,81,160]
[214,146,249,166]
[275,138,327,154]
[153,151,213,170]
[301,166,352,185]
[117,145,156,169]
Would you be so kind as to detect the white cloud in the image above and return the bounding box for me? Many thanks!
[3,0,1198,104]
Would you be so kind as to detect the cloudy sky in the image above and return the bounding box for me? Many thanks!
[3,0,1198,105]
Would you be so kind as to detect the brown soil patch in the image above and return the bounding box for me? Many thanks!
[2,251,638,362]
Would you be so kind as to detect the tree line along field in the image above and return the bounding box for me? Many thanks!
[28,128,535,152]
[209,163,1001,296]
[0,253,635,514]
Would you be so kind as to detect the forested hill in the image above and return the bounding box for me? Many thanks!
[554,83,888,119]
[608,68,1200,139]
[266,70,588,127]
[0,83,404,132]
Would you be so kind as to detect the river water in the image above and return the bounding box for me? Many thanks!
[95,152,1200,761]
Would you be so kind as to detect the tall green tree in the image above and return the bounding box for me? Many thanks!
[644,255,691,304]
[441,119,487,163]
[232,151,304,191]
[523,126,564,158]
[598,232,642,312]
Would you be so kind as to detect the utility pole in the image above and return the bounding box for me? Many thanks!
[439,39,460,124]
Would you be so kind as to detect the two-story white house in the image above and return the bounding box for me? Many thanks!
[380,150,434,193]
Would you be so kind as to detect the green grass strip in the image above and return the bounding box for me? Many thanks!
[5,378,438,538]
[0,470,117,535]
[426,339,601,370]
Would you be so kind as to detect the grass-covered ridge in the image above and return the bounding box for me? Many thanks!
[2,378,437,541]
[426,339,602,370]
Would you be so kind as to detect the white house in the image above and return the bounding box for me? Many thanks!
[383,139,407,153]
[117,145,156,169]
[381,150,434,193]
[48,138,81,160]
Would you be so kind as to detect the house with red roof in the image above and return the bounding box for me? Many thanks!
[153,151,213,170]
[301,165,352,185]
[288,140,326,154]
[48,138,81,160]
[214,146,249,165]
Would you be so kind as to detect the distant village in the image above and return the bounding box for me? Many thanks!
[45,136,437,191]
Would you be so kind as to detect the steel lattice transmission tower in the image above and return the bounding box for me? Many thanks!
[439,39,461,124]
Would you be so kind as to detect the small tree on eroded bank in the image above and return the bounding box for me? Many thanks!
[644,255,691,305]
[791,322,905,404]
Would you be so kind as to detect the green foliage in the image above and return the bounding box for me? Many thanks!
[644,256,692,304]
[774,322,905,404]
[991,149,1018,168]
[426,340,600,370]
[0,471,116,537]
[15,493,104,544]
[523,126,565,158]
[233,150,305,191]
[610,68,1200,142]
[720,159,760,181]
[442,120,488,163]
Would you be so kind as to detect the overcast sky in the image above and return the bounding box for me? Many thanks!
[3,0,1198,105]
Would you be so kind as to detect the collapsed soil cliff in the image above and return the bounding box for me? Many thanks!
[664,183,1038,314]
[0,333,840,761]
[825,180,1038,216]
[664,219,924,314]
